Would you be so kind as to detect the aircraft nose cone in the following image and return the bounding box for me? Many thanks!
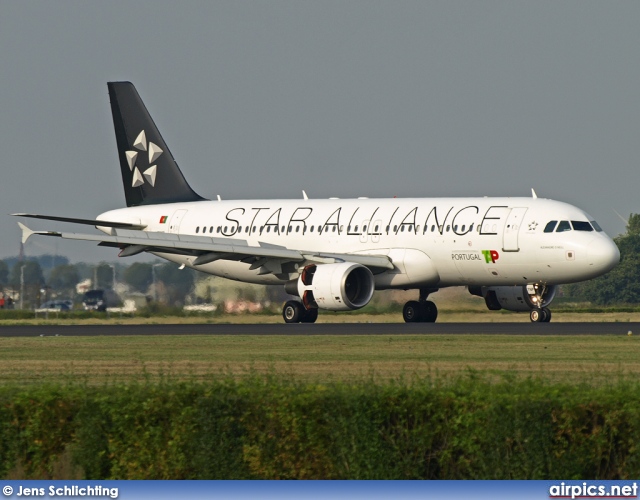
[587,237,620,274]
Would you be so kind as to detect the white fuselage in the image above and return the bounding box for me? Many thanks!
[98,196,619,290]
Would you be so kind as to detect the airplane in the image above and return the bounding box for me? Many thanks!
[14,82,620,323]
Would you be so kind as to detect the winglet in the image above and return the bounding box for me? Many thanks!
[17,222,35,245]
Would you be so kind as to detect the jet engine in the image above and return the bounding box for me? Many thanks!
[285,263,375,311]
[468,284,557,312]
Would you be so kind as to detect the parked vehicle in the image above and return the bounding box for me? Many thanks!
[82,289,120,312]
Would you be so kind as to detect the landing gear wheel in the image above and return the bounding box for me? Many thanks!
[421,300,438,323]
[530,308,543,323]
[283,300,303,323]
[541,307,552,323]
[301,308,318,324]
[403,301,422,323]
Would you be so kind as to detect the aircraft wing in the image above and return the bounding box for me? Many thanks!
[12,213,147,229]
[17,223,394,272]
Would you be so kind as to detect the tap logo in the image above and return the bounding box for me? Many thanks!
[482,250,500,263]
[126,130,164,188]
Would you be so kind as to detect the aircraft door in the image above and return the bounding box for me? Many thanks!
[371,220,383,243]
[168,209,188,234]
[503,207,528,252]
[359,220,370,243]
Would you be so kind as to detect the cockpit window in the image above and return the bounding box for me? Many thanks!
[591,220,603,232]
[571,221,593,232]
[544,221,557,233]
[556,220,571,232]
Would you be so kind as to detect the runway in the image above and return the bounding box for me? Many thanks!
[0,322,638,337]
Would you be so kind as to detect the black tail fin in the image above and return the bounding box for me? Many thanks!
[108,82,205,207]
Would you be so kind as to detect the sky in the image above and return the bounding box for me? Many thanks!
[1,1,639,263]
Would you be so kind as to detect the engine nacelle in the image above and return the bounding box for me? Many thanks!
[469,285,557,312]
[285,263,375,311]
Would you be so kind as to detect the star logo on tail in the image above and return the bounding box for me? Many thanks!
[126,130,163,188]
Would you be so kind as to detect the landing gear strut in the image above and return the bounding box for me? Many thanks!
[282,300,318,324]
[403,288,438,323]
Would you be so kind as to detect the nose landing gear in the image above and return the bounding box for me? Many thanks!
[530,306,551,323]
[527,284,554,323]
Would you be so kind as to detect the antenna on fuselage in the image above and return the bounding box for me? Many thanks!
[302,190,308,200]
[217,195,222,201]
[531,188,538,199]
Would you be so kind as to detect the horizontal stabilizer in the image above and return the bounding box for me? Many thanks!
[12,213,146,229]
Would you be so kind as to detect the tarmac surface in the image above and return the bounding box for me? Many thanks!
[0,322,638,337]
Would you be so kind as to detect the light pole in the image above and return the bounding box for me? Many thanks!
[152,263,163,302]
[109,264,116,290]
[20,264,24,310]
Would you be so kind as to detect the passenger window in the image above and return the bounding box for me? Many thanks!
[224,226,228,232]
[209,227,213,233]
[591,221,603,232]
[355,225,359,232]
[556,221,571,232]
[572,221,593,232]
[237,227,242,234]
[544,221,557,233]
[310,225,314,232]
[363,225,367,232]
[195,227,199,233]
[295,226,300,232]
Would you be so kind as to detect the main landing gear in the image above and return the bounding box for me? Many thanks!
[282,300,318,324]
[529,307,552,323]
[403,288,438,323]
[528,284,554,323]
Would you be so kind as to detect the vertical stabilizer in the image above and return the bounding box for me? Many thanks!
[108,82,205,207]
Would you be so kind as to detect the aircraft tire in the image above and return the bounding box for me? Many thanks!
[421,300,438,323]
[301,308,318,324]
[283,300,303,323]
[530,308,543,322]
[542,307,552,323]
[403,301,422,323]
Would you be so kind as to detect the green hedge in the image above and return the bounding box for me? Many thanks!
[1,376,639,479]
